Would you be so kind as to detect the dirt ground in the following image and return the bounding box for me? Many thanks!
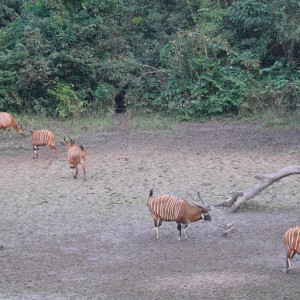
[1,115,300,300]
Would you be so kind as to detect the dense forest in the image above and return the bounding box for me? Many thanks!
[0,0,299,119]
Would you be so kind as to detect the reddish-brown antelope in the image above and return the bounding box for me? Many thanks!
[283,226,300,273]
[29,129,58,159]
[60,136,87,180]
[147,190,211,240]
[0,112,25,137]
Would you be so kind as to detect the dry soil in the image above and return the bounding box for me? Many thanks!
[1,116,300,300]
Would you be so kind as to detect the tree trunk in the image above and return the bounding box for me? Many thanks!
[220,165,300,212]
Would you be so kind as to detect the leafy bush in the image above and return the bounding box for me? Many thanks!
[0,0,299,119]
[48,83,85,118]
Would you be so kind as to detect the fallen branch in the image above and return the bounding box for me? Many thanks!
[214,192,243,208]
[222,222,235,236]
[226,165,300,212]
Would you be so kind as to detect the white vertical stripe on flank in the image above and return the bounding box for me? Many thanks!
[290,227,296,250]
[149,195,184,221]
[165,197,173,220]
[284,227,300,254]
[296,228,300,253]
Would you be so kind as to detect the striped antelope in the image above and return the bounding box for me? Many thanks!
[147,190,211,241]
[29,129,58,159]
[283,226,300,273]
[0,112,25,137]
[60,136,87,180]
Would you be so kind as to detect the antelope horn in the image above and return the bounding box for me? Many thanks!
[190,199,203,208]
[68,135,73,142]
[188,194,203,208]
[63,136,66,141]
[197,191,209,208]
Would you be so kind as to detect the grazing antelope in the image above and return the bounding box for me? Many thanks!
[147,190,211,241]
[60,136,87,180]
[0,112,25,137]
[283,226,300,273]
[29,129,58,159]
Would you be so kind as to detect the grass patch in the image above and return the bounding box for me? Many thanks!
[19,113,117,136]
[128,114,178,131]
[14,109,300,136]
[239,109,300,129]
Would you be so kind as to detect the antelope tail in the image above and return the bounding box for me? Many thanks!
[147,189,154,206]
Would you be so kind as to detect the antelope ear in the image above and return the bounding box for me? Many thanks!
[60,141,66,146]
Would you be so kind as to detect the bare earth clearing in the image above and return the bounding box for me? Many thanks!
[1,116,300,300]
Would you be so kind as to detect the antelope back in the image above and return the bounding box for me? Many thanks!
[283,227,300,253]
[31,130,55,146]
[67,144,86,165]
[0,112,14,129]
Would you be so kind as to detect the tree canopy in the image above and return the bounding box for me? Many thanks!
[0,0,299,118]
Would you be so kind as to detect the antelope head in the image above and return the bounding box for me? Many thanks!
[16,122,25,137]
[190,192,212,221]
[60,136,75,148]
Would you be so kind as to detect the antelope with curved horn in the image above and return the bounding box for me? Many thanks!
[60,136,87,180]
[147,190,211,241]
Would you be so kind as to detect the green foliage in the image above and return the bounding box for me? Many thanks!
[0,0,22,28]
[129,113,177,131]
[91,83,115,111]
[0,0,299,119]
[48,83,85,118]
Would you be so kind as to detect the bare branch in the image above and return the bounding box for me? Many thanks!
[132,63,168,74]
[227,165,300,212]
[132,70,166,82]
[214,192,243,208]
[223,223,235,236]
[117,55,169,76]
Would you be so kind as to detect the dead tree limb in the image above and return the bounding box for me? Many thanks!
[222,222,235,236]
[227,165,300,212]
[214,192,243,208]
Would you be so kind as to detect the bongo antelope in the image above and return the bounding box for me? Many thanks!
[60,136,87,180]
[0,112,25,137]
[283,226,300,273]
[29,129,58,158]
[147,190,211,240]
